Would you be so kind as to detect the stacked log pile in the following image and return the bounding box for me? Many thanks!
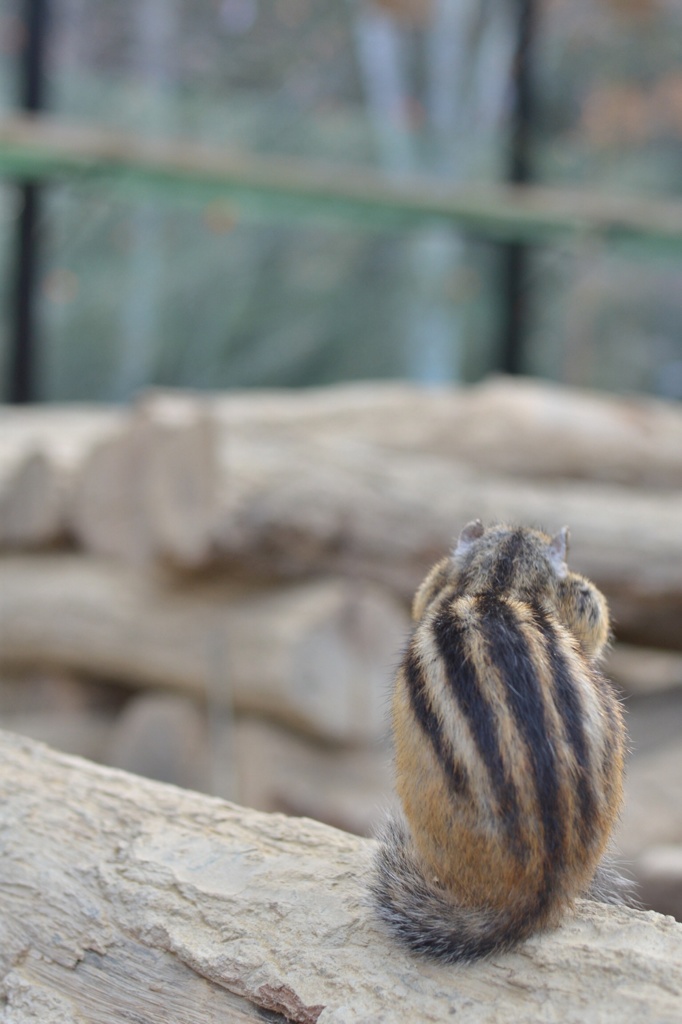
[1,376,682,911]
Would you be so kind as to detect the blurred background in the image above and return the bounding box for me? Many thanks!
[1,0,682,399]
[1,0,682,927]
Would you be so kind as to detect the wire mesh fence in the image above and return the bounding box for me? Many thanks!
[0,0,681,401]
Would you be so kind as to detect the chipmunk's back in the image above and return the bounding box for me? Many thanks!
[372,521,628,962]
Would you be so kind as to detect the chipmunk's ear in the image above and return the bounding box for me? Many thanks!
[453,519,485,559]
[548,526,570,576]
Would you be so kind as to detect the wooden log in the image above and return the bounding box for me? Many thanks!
[607,644,682,697]
[618,739,682,864]
[634,844,682,921]
[60,382,682,648]
[70,378,682,567]
[69,412,682,649]
[0,380,679,557]
[212,376,682,489]
[0,450,66,549]
[206,433,682,649]
[70,392,218,566]
[0,404,121,550]
[0,555,408,744]
[231,716,394,836]
[1,730,681,1024]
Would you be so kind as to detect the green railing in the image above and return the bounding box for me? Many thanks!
[3,116,682,252]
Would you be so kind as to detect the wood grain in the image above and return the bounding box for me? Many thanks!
[1,730,681,1023]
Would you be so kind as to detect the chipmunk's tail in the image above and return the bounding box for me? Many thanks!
[369,814,536,963]
[370,814,634,964]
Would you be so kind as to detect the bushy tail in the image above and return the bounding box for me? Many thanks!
[369,814,533,963]
[370,815,635,964]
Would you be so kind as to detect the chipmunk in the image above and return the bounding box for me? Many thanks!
[371,520,629,963]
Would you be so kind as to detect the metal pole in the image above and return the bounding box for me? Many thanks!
[8,0,48,403]
[500,0,537,375]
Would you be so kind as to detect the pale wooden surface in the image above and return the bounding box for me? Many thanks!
[608,644,682,697]
[68,380,682,573]
[59,384,682,649]
[1,730,681,1024]
[210,376,682,488]
[70,392,218,567]
[0,405,121,549]
[1,382,681,649]
[205,433,682,648]
[0,556,407,743]
[5,380,682,560]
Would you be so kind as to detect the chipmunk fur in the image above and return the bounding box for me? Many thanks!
[371,520,629,963]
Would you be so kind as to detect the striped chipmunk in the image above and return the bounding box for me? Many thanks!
[371,520,630,963]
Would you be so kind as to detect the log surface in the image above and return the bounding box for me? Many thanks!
[2,381,682,649]
[211,376,682,489]
[206,433,682,648]
[0,556,407,743]
[0,404,121,549]
[1,730,681,1024]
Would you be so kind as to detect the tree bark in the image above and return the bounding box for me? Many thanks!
[1,730,681,1024]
